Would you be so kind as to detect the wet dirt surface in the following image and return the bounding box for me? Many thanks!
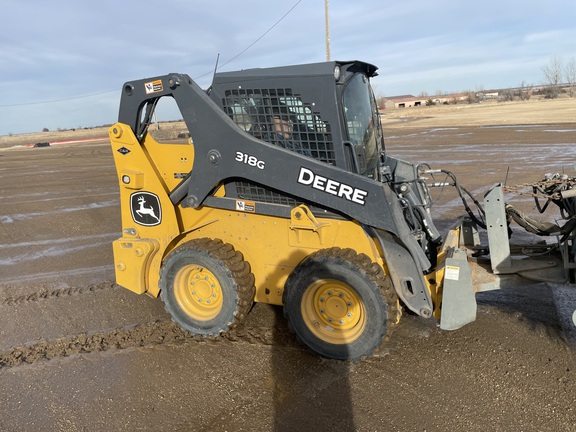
[1,125,576,431]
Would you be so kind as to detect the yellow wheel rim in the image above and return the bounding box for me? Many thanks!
[174,265,223,321]
[301,279,366,345]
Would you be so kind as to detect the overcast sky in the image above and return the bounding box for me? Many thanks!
[1,0,575,135]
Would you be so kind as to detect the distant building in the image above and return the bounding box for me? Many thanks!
[476,91,499,100]
[384,95,423,109]
[384,93,468,108]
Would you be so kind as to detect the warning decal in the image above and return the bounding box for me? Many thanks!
[236,200,255,213]
[144,80,163,94]
[445,265,460,281]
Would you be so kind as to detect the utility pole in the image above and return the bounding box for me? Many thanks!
[325,0,331,61]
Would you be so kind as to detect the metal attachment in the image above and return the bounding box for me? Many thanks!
[168,76,180,89]
[419,307,432,318]
[207,150,221,166]
[112,125,124,139]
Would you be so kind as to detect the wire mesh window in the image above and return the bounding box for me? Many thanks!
[223,88,335,204]
[223,88,334,163]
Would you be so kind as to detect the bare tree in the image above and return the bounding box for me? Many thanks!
[501,89,515,101]
[542,56,563,98]
[518,81,533,101]
[466,91,478,104]
[566,57,576,97]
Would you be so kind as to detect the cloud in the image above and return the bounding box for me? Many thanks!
[1,0,575,134]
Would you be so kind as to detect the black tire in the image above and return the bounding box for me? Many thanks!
[159,238,255,336]
[283,247,398,360]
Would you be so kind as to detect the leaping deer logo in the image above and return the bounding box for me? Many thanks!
[135,196,160,222]
[130,192,162,226]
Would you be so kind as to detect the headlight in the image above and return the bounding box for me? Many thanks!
[334,65,341,82]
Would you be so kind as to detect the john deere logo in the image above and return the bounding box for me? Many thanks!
[130,192,162,226]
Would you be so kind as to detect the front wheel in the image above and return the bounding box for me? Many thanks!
[283,248,398,360]
[160,238,255,336]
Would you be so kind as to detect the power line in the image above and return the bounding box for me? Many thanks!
[0,89,117,108]
[0,0,303,108]
[197,0,303,78]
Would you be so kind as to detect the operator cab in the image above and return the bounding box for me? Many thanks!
[208,60,386,204]
[209,60,384,178]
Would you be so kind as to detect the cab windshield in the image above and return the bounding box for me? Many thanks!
[342,74,382,178]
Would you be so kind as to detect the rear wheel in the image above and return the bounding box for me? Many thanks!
[160,238,255,336]
[283,247,398,360]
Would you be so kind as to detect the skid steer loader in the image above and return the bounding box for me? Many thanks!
[108,60,575,360]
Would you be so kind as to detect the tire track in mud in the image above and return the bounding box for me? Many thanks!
[0,319,295,370]
[0,280,298,369]
[1,281,117,306]
[0,319,186,369]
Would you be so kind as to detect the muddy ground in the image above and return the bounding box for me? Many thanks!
[1,123,576,431]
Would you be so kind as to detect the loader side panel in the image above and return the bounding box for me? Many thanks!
[109,124,190,295]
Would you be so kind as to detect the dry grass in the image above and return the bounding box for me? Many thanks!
[382,97,576,128]
[2,97,575,149]
[0,121,194,150]
[0,127,110,149]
